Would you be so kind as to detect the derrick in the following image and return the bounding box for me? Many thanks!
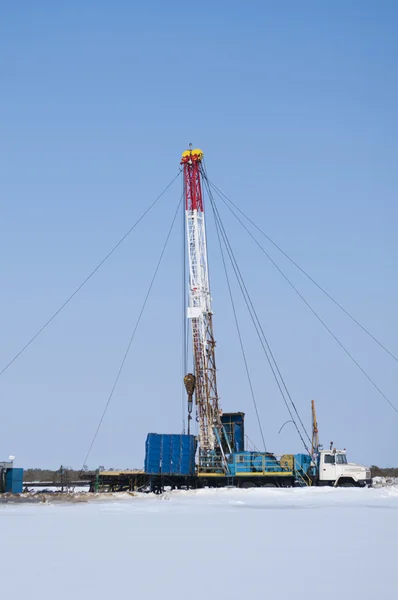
[181,146,224,459]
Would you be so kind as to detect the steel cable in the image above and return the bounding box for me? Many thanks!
[0,171,181,379]
[211,189,267,451]
[202,173,311,452]
[206,177,398,416]
[207,179,398,365]
[81,193,183,470]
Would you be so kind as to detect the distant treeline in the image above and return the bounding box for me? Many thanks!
[370,466,398,478]
[23,468,94,484]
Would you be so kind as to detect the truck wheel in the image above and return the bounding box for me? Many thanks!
[339,481,355,487]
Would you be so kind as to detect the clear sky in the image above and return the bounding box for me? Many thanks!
[1,1,397,469]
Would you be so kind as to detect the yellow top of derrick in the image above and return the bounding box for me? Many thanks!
[181,147,204,163]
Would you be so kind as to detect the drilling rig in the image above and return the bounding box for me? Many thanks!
[137,147,371,492]
[182,146,230,473]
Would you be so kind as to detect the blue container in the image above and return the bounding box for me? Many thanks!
[221,412,245,452]
[5,468,24,494]
[145,434,196,476]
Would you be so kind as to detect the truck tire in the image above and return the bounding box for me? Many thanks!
[338,481,356,488]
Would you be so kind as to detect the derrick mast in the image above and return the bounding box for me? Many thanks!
[181,146,223,456]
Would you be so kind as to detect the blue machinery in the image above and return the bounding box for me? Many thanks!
[143,413,315,488]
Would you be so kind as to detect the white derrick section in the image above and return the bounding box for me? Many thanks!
[186,206,217,451]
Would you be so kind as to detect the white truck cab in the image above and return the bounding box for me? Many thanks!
[317,449,371,487]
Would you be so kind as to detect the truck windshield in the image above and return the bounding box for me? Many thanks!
[336,454,347,465]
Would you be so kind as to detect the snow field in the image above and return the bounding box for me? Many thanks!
[1,486,397,600]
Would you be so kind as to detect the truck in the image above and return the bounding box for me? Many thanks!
[220,408,371,489]
[224,447,371,488]
[199,445,370,490]
[315,448,371,487]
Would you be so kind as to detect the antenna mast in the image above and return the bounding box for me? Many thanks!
[311,399,319,455]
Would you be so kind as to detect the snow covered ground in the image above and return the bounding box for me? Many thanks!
[372,476,398,487]
[24,484,90,493]
[1,486,397,600]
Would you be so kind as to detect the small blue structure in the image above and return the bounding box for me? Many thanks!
[5,468,24,494]
[145,434,196,476]
[221,412,245,452]
[294,453,312,475]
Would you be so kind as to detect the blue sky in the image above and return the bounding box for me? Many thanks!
[0,1,397,469]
